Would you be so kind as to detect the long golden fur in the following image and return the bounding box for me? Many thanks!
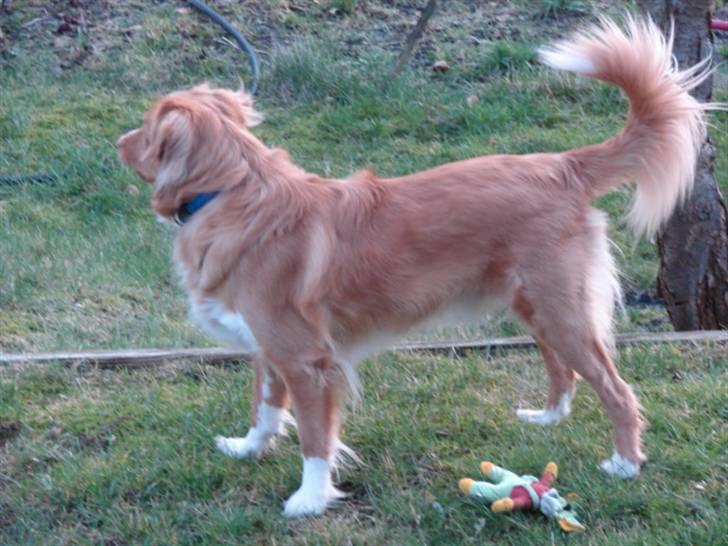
[118,16,716,517]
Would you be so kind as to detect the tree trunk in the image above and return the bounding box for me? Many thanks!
[637,0,728,330]
[391,0,437,76]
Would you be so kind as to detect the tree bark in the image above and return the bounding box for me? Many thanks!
[637,0,728,330]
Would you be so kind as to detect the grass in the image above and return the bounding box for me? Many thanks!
[1,1,727,544]
[1,345,726,545]
[536,0,591,19]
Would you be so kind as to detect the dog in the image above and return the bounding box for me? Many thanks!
[118,16,715,517]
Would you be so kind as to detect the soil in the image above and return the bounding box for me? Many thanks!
[0,420,20,446]
[0,0,617,71]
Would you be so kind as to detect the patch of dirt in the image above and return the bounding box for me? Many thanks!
[0,503,15,529]
[77,429,115,451]
[0,421,20,446]
[235,0,616,68]
[0,334,29,352]
[1,0,143,66]
[0,0,619,72]
[75,415,130,453]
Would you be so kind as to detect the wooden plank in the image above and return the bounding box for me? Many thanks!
[395,330,728,352]
[0,348,249,368]
[1,330,726,368]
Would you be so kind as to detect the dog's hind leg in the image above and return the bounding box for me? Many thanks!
[515,226,644,477]
[516,337,575,426]
[535,315,645,478]
[215,355,293,459]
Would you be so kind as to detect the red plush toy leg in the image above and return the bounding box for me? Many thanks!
[491,487,532,513]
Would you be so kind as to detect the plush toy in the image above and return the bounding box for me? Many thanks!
[458,461,585,533]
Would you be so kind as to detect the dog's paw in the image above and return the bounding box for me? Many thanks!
[516,408,563,425]
[214,430,270,459]
[599,452,641,479]
[282,484,342,518]
[516,394,571,426]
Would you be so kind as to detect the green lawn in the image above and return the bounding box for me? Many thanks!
[1,1,727,544]
[1,345,726,545]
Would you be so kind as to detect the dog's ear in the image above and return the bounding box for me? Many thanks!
[187,84,264,128]
[145,102,197,217]
[146,103,194,187]
[235,88,264,128]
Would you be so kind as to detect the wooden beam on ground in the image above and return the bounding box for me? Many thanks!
[395,330,728,352]
[1,330,726,369]
[0,347,248,368]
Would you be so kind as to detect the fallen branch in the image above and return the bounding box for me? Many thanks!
[1,330,726,369]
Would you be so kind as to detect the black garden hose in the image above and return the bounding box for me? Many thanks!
[185,0,260,95]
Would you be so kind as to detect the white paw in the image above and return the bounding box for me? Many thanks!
[283,485,340,518]
[282,456,344,518]
[599,452,641,479]
[215,429,270,459]
[517,393,571,426]
[516,408,562,425]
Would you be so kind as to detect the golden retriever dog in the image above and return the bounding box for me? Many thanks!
[118,16,715,517]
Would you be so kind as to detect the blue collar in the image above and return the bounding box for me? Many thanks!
[174,191,220,225]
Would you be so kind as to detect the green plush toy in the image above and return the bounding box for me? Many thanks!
[459,461,585,533]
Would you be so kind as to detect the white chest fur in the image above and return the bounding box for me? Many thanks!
[189,299,259,353]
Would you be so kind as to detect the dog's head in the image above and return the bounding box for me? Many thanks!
[117,84,263,217]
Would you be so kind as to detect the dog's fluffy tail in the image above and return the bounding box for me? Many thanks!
[540,15,716,238]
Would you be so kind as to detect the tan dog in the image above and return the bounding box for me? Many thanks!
[118,16,715,517]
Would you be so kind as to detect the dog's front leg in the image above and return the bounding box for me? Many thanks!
[215,355,293,458]
[281,357,347,518]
